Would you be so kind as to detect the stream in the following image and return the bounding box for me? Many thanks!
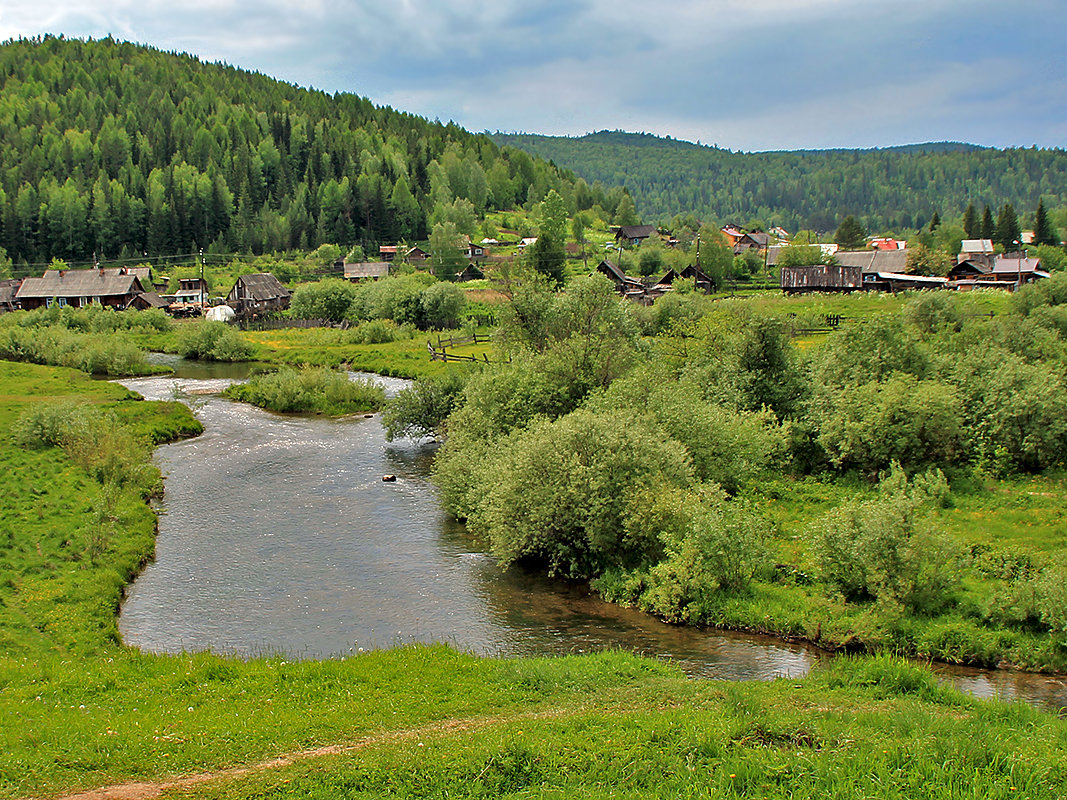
[116,357,1067,713]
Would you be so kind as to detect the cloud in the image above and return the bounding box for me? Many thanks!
[0,0,1062,149]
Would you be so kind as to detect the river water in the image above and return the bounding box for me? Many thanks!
[116,358,1067,712]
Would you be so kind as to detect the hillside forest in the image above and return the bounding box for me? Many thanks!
[0,36,635,272]
[492,131,1067,235]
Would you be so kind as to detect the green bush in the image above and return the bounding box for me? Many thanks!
[810,464,961,614]
[290,278,357,322]
[602,485,772,622]
[467,408,693,579]
[815,374,963,474]
[177,320,255,361]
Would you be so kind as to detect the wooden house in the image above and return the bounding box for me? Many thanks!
[781,264,863,293]
[405,246,429,262]
[14,269,147,310]
[733,231,771,254]
[455,262,484,282]
[614,225,657,247]
[833,249,910,275]
[226,273,291,317]
[126,292,169,311]
[679,265,715,294]
[990,255,1048,286]
[947,259,992,282]
[379,245,398,261]
[172,277,209,305]
[464,238,487,260]
[596,259,644,294]
[0,278,21,312]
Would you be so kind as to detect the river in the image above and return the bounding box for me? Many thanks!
[116,358,1067,712]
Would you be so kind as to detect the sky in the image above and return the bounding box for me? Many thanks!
[1,0,1064,152]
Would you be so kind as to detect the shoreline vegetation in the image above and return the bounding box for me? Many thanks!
[3,285,1067,796]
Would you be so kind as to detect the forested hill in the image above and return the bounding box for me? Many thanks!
[0,36,591,269]
[492,130,1067,232]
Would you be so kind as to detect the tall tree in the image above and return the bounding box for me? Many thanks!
[834,215,867,249]
[981,206,995,239]
[429,220,466,282]
[994,203,1021,250]
[962,202,979,239]
[1034,198,1059,246]
[528,189,567,285]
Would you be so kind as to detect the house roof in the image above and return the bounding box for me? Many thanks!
[960,239,994,254]
[129,292,168,309]
[950,259,992,276]
[992,256,1044,275]
[230,273,290,301]
[16,270,146,299]
[616,225,657,241]
[0,279,21,309]
[596,259,627,283]
[739,232,771,247]
[344,262,390,280]
[870,271,947,286]
[834,249,909,273]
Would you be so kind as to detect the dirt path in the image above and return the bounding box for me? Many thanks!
[43,709,568,800]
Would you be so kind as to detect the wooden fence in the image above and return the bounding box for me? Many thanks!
[427,330,497,363]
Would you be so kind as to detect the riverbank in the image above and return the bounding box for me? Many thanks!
[2,358,1066,799]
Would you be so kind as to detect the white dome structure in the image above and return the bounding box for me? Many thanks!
[205,304,236,322]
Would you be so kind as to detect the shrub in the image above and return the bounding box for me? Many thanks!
[419,281,467,330]
[810,464,961,614]
[815,374,962,475]
[467,408,693,579]
[289,278,357,322]
[382,371,467,442]
[177,321,255,361]
[616,485,773,621]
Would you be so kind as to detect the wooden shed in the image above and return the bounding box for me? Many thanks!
[781,264,863,293]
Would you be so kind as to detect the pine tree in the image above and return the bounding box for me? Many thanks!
[981,206,995,239]
[928,211,940,231]
[994,203,1021,251]
[962,202,978,239]
[1034,199,1059,246]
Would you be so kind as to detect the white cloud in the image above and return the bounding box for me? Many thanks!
[0,0,1060,149]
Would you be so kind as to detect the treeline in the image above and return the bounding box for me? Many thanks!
[492,131,1067,233]
[0,36,626,270]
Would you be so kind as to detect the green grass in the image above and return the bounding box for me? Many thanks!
[240,326,493,379]
[222,366,386,415]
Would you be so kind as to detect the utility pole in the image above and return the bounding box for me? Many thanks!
[199,248,205,309]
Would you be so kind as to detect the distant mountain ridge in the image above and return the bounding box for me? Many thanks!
[491,131,1060,231]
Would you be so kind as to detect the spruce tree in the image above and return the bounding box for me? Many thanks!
[994,203,1021,251]
[1034,199,1059,246]
[981,206,995,239]
[929,211,940,232]
[962,202,978,239]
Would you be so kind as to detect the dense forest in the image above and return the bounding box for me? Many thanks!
[492,131,1067,233]
[0,36,626,272]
